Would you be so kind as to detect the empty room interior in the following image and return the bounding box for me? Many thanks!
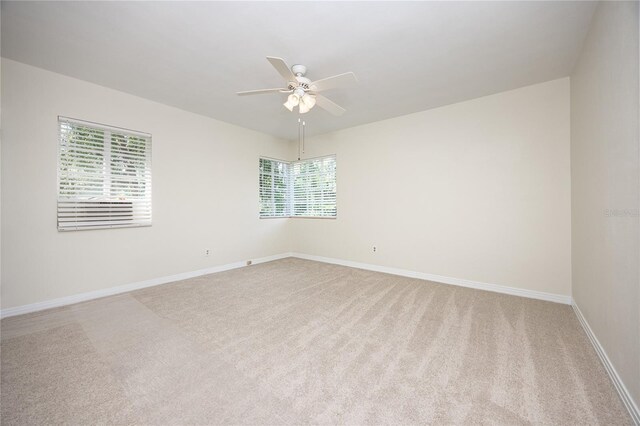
[1,1,639,424]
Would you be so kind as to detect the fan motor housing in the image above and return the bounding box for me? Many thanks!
[288,75,311,91]
[290,64,310,89]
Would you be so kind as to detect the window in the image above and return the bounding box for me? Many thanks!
[259,155,336,218]
[291,156,337,217]
[259,157,290,217]
[57,117,152,231]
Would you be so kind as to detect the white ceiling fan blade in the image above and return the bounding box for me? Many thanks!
[315,94,346,116]
[310,72,357,92]
[236,88,289,96]
[266,56,297,83]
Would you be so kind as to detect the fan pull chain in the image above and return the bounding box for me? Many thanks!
[298,118,306,160]
[298,118,301,160]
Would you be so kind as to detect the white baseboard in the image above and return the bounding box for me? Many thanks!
[0,252,293,319]
[572,302,640,425]
[0,251,571,318]
[290,252,572,305]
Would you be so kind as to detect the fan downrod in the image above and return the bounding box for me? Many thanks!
[291,64,307,77]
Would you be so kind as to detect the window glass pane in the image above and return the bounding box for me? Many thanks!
[110,133,149,199]
[59,123,106,198]
[259,158,290,218]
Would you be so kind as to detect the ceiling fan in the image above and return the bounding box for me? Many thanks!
[237,57,357,116]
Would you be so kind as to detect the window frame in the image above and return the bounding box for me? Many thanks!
[259,155,337,220]
[57,116,152,231]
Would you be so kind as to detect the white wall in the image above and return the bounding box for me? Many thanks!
[290,78,572,297]
[571,0,639,409]
[1,59,291,309]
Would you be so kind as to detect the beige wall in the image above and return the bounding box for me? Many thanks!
[1,59,292,309]
[290,78,572,297]
[571,0,640,408]
[1,64,574,309]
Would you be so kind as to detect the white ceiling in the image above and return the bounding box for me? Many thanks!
[1,1,596,140]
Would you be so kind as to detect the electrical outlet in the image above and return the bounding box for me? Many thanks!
[204,248,211,256]
[373,246,377,253]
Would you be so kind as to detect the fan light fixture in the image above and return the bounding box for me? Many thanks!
[283,94,298,111]
[302,93,316,109]
[283,88,315,113]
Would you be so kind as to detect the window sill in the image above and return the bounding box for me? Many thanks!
[260,216,337,220]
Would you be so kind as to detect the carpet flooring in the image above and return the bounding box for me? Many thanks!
[0,258,632,425]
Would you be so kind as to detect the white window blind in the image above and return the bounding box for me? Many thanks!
[259,155,336,218]
[57,117,152,231]
[259,157,290,217]
[292,156,337,217]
